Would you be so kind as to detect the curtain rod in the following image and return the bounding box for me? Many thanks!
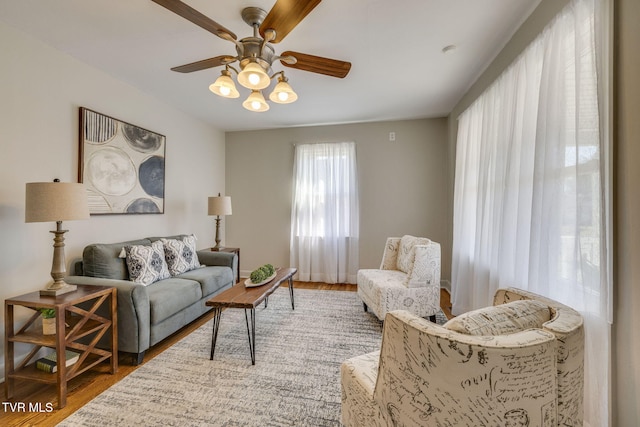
[292,141,356,146]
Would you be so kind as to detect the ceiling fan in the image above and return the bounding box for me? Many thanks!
[151,0,352,112]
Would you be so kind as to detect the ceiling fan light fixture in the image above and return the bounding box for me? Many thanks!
[209,69,240,98]
[237,62,271,90]
[269,76,298,104]
[242,90,270,112]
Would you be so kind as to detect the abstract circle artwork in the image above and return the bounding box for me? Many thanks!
[80,108,165,214]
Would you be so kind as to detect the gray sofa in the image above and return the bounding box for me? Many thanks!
[67,235,237,364]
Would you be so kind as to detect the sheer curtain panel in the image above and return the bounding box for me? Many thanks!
[451,0,611,425]
[290,142,359,284]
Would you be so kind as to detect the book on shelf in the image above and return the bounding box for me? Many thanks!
[35,350,80,373]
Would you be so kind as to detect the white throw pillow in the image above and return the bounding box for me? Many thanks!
[443,300,552,336]
[396,235,430,274]
[161,235,201,276]
[124,240,170,286]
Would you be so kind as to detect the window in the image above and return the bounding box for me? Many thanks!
[451,0,611,424]
[290,142,359,284]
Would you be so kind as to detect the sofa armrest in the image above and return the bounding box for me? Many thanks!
[65,275,150,354]
[196,249,235,267]
[197,250,238,282]
[406,242,441,289]
[380,238,400,270]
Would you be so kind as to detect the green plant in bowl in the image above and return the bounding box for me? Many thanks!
[263,264,275,276]
[250,263,276,283]
[250,269,267,283]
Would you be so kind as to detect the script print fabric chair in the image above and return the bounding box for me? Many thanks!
[357,236,441,321]
[341,287,584,427]
[493,287,585,427]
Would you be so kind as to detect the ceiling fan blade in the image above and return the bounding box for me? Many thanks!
[151,0,237,40]
[280,51,351,78]
[170,56,232,73]
[260,0,322,43]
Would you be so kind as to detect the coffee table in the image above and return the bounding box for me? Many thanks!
[205,267,297,365]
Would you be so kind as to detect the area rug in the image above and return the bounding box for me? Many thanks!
[59,289,446,427]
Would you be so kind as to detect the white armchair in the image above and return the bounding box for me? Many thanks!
[357,236,441,321]
[341,287,584,427]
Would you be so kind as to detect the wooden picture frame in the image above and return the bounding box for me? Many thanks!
[78,107,165,214]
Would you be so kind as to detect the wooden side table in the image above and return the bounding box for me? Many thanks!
[4,284,117,408]
[211,246,240,282]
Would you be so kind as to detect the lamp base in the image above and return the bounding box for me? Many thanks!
[40,283,77,296]
[213,216,223,251]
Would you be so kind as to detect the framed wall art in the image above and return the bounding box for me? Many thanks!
[78,107,165,214]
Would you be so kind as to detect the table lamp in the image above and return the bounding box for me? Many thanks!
[25,180,90,296]
[208,193,232,250]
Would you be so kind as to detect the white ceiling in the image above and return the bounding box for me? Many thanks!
[0,0,540,132]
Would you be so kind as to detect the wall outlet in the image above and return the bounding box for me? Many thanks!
[389,131,396,141]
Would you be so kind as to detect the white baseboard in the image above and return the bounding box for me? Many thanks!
[440,279,451,293]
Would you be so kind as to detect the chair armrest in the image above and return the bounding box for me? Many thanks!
[406,242,441,288]
[65,275,150,354]
[380,238,401,270]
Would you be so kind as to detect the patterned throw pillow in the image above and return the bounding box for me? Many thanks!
[443,300,552,336]
[396,235,431,274]
[161,235,201,276]
[124,240,170,286]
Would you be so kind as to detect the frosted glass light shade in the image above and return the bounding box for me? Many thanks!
[242,90,270,112]
[209,71,240,98]
[269,79,298,104]
[237,62,270,90]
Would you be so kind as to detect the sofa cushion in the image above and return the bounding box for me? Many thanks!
[123,240,171,286]
[443,300,552,336]
[397,235,430,274]
[146,278,203,324]
[177,266,233,296]
[83,238,152,280]
[161,235,201,276]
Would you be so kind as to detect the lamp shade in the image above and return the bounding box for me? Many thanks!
[208,196,232,216]
[209,70,240,98]
[242,90,270,112]
[25,182,90,223]
[237,62,271,90]
[269,78,298,104]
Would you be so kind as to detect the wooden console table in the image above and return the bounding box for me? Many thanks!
[4,285,117,408]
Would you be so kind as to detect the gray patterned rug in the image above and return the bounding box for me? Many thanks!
[59,289,445,427]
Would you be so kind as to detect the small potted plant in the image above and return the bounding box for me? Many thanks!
[38,308,56,335]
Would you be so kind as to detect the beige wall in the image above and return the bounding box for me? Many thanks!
[225,118,450,280]
[613,0,640,424]
[447,0,640,424]
[0,22,225,378]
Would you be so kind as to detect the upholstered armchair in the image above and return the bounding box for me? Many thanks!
[341,287,584,427]
[357,236,441,321]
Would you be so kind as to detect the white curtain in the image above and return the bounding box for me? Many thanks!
[290,142,359,284]
[451,0,611,425]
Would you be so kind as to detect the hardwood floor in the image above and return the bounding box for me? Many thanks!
[1,282,452,426]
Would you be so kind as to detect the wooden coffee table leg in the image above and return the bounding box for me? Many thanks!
[244,308,256,365]
[289,276,295,310]
[210,307,222,360]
